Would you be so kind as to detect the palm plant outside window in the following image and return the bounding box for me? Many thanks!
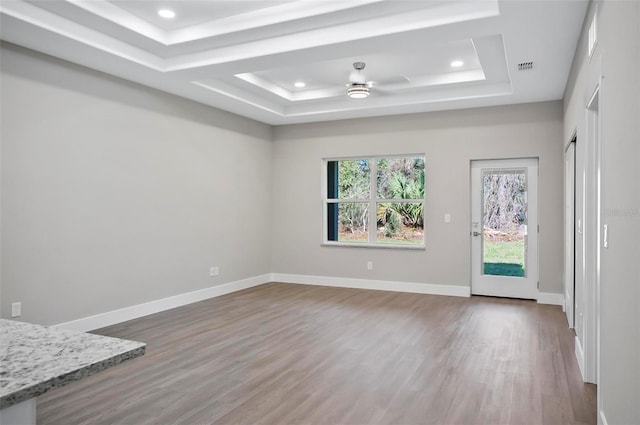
[324,155,425,247]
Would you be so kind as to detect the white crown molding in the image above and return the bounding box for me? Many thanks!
[0,0,165,70]
[0,0,588,125]
[69,0,386,46]
[163,2,500,72]
[283,82,514,118]
[191,81,285,116]
[234,73,343,102]
[193,78,513,120]
[1,0,500,73]
[68,0,168,44]
[235,69,487,103]
[166,0,386,45]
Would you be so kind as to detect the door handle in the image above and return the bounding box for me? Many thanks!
[472,231,481,237]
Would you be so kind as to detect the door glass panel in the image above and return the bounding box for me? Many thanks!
[482,169,527,277]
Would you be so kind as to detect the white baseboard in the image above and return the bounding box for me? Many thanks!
[575,335,585,380]
[270,273,470,298]
[598,410,608,425]
[53,274,271,332]
[50,275,560,333]
[537,292,564,306]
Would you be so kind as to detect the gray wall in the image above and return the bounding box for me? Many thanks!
[0,43,273,325]
[1,45,568,327]
[271,102,564,293]
[564,1,640,423]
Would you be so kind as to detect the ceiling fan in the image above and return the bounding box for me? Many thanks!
[346,62,372,99]
[345,62,410,99]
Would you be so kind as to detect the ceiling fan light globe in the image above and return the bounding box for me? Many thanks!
[347,84,370,99]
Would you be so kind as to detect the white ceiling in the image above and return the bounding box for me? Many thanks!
[0,0,588,125]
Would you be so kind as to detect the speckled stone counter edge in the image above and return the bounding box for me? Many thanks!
[0,345,145,409]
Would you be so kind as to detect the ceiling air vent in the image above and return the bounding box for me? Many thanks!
[517,61,534,71]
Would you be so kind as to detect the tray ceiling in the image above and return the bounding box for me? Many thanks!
[0,0,588,124]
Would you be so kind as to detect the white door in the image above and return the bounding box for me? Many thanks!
[564,141,576,328]
[471,159,539,299]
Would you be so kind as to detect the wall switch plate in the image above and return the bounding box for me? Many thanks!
[11,302,21,318]
[444,213,451,223]
[367,261,373,271]
[209,267,219,277]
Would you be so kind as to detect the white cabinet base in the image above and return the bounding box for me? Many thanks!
[0,399,36,425]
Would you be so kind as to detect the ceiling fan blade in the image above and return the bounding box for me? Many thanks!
[371,86,396,96]
[373,75,411,86]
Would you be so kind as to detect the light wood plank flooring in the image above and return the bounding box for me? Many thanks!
[38,283,596,424]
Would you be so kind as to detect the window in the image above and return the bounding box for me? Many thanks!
[323,155,425,248]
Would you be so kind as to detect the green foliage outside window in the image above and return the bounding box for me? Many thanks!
[327,155,425,245]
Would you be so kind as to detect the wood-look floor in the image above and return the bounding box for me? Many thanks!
[38,283,596,425]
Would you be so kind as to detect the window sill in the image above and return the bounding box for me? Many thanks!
[322,242,425,250]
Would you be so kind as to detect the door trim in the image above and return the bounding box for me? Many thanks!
[573,53,603,387]
[470,158,539,300]
[564,137,576,328]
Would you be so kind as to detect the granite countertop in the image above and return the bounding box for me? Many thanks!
[0,319,145,409]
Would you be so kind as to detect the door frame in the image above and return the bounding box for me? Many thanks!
[470,158,539,300]
[574,55,602,388]
[581,78,601,386]
[564,136,576,328]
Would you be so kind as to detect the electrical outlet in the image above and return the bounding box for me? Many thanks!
[11,302,21,318]
[444,213,451,223]
[367,261,373,271]
[210,266,219,277]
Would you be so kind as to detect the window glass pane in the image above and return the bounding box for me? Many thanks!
[481,170,527,277]
[376,202,424,245]
[327,202,369,243]
[376,157,425,199]
[327,160,370,199]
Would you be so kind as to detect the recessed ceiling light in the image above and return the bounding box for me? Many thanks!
[450,60,464,68]
[294,81,306,88]
[158,9,176,19]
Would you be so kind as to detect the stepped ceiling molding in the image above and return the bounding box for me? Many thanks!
[0,0,588,124]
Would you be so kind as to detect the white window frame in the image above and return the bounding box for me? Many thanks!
[322,154,426,249]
